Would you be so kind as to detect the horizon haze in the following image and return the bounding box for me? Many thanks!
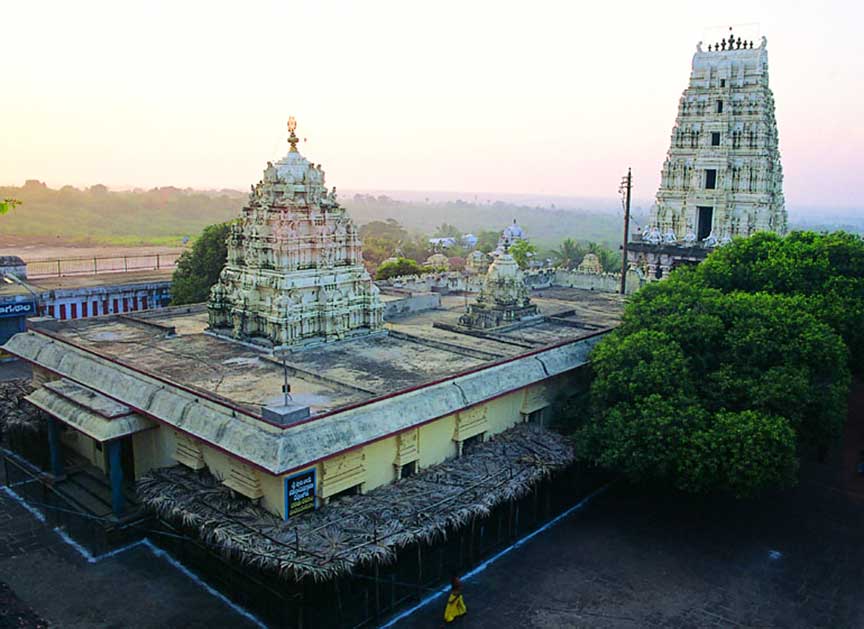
[2,0,862,215]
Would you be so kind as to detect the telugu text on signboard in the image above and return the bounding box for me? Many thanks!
[284,469,316,519]
[0,301,36,319]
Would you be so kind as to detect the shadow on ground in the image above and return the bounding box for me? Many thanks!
[396,381,864,629]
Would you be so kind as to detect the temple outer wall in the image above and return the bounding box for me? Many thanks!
[380,290,442,319]
[142,371,579,519]
[378,267,645,297]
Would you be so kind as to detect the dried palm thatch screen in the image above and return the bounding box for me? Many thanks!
[138,423,574,582]
[0,380,39,434]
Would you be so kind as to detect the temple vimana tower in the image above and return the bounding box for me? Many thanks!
[630,32,786,278]
[208,118,383,348]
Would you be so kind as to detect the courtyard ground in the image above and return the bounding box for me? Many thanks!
[0,360,861,628]
[393,380,864,629]
[0,479,261,629]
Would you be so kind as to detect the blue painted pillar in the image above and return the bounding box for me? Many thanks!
[107,440,125,517]
[47,418,64,477]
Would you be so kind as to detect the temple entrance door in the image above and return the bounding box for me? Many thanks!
[697,206,713,240]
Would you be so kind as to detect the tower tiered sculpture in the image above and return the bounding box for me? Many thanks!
[651,33,786,244]
[628,33,786,280]
[208,118,383,349]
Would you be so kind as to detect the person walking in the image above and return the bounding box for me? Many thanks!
[443,574,467,624]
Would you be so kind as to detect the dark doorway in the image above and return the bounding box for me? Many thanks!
[121,437,136,484]
[705,169,717,189]
[697,206,714,240]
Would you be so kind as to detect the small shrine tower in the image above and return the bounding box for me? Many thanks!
[208,118,383,349]
[459,223,539,329]
[629,32,786,278]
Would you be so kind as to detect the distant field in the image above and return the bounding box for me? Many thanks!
[0,182,243,247]
[0,237,185,263]
[1,182,634,254]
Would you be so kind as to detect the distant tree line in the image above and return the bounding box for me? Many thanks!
[0,180,242,244]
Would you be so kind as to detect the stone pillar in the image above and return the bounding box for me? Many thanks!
[107,440,125,517]
[47,418,64,478]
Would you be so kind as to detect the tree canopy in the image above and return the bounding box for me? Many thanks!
[374,257,428,280]
[693,230,864,370]
[0,198,21,215]
[508,239,537,269]
[575,238,854,498]
[170,222,232,305]
[553,238,621,272]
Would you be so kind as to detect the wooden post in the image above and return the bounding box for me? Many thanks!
[93,257,97,274]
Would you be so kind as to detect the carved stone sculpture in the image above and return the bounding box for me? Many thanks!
[208,119,383,349]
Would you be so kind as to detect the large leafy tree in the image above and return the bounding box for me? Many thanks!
[577,271,850,498]
[170,222,232,305]
[694,230,864,370]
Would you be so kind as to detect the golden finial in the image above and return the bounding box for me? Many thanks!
[287,116,299,152]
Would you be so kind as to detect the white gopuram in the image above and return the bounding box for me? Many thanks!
[208,118,383,349]
[631,32,787,279]
[655,33,787,241]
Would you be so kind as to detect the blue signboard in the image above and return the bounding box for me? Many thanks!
[284,468,317,520]
[0,301,36,319]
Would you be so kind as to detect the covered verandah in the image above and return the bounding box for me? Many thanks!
[24,378,156,518]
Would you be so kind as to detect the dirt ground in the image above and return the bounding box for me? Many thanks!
[0,236,183,262]
[396,381,864,629]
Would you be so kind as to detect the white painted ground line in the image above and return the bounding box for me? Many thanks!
[0,485,268,629]
[379,483,611,628]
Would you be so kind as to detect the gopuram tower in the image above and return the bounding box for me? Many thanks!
[208,118,383,349]
[629,32,786,279]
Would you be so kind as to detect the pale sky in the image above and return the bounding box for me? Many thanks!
[2,0,862,211]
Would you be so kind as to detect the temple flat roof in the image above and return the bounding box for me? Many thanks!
[23,288,622,414]
[4,288,623,474]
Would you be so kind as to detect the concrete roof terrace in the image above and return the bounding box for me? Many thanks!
[22,288,623,416]
[4,288,623,475]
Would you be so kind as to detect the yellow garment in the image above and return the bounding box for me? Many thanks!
[444,592,467,623]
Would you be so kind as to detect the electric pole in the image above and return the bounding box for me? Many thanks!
[619,168,632,295]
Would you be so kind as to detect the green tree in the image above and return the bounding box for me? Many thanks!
[575,274,849,498]
[433,223,462,239]
[171,222,232,305]
[508,239,537,269]
[474,230,500,254]
[375,257,425,280]
[0,198,21,215]
[694,231,864,370]
[553,238,583,269]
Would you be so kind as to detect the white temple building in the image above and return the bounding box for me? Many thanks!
[208,118,383,348]
[629,32,787,278]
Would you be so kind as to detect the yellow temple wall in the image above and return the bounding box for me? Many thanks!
[126,371,575,519]
[60,429,105,472]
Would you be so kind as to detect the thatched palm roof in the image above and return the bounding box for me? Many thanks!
[137,423,574,582]
[0,380,40,434]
